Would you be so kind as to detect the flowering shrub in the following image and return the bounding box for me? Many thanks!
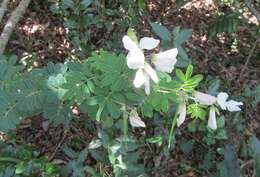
[0,29,243,176]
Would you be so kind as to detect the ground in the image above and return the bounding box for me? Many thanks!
[1,0,259,176]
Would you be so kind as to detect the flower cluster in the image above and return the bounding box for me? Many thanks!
[122,34,178,95]
[122,31,243,130]
[177,91,243,130]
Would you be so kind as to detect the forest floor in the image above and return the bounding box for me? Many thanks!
[2,0,260,176]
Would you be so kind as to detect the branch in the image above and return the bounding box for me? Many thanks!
[245,0,260,23]
[0,0,9,23]
[238,36,260,81]
[0,0,31,54]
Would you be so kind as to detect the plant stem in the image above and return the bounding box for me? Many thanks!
[123,112,128,140]
[0,157,21,163]
[168,105,179,149]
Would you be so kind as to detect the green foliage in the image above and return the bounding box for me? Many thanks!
[50,0,144,56]
[175,66,203,92]
[150,22,171,41]
[215,145,240,177]
[180,139,194,155]
[187,104,207,120]
[63,147,100,177]
[249,135,260,177]
[0,142,59,177]
[208,12,240,39]
[244,84,260,107]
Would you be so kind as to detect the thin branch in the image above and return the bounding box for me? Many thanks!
[245,0,260,23]
[238,36,260,81]
[0,0,9,23]
[0,0,31,54]
[240,159,254,169]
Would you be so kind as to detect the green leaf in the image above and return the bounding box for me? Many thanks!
[146,136,163,146]
[62,71,90,104]
[0,55,24,89]
[215,129,228,140]
[90,51,131,92]
[81,0,92,8]
[43,100,72,126]
[191,74,203,83]
[176,0,186,7]
[249,135,260,177]
[253,84,260,104]
[187,120,197,132]
[15,162,25,174]
[127,28,138,43]
[208,78,220,96]
[187,104,207,120]
[175,69,186,82]
[141,101,153,117]
[88,139,102,150]
[106,100,121,119]
[176,46,191,67]
[96,102,105,121]
[150,22,171,41]
[137,0,145,11]
[148,91,169,112]
[217,116,225,128]
[63,0,74,8]
[185,64,193,79]
[223,145,240,177]
[0,90,22,132]
[180,140,194,155]
[47,73,67,99]
[174,29,193,45]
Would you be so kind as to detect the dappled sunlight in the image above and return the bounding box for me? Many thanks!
[7,2,72,62]
[183,0,216,10]
[0,0,259,176]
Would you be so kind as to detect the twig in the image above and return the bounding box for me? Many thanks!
[244,0,260,23]
[0,0,31,54]
[238,36,260,81]
[240,159,254,169]
[48,129,68,161]
[0,0,9,23]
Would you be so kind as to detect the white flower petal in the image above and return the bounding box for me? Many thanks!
[217,92,229,110]
[129,110,146,128]
[126,49,145,69]
[122,35,138,50]
[194,91,217,105]
[144,74,150,95]
[226,100,243,112]
[133,69,146,88]
[153,48,178,73]
[177,102,186,127]
[208,106,217,130]
[144,63,159,83]
[139,37,160,50]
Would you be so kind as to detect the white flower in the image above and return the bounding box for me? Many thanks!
[208,106,217,130]
[193,91,217,106]
[129,110,146,128]
[177,102,186,127]
[139,37,160,50]
[152,48,178,73]
[122,35,159,69]
[133,63,159,95]
[122,35,160,95]
[217,92,243,112]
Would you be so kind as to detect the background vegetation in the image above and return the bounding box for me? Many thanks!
[0,0,259,177]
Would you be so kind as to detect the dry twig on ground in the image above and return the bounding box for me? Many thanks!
[0,0,31,54]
